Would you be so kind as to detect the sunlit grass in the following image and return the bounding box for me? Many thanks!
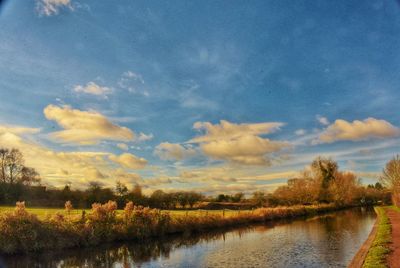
[0,206,247,220]
[363,206,392,268]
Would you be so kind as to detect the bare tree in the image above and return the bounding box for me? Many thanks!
[20,166,41,185]
[310,157,338,203]
[380,155,400,206]
[115,181,128,197]
[0,148,40,185]
[6,149,24,184]
[0,148,9,182]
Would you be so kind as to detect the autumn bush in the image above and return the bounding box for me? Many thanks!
[0,202,51,253]
[123,203,170,238]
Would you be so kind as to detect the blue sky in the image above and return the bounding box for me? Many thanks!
[0,0,399,194]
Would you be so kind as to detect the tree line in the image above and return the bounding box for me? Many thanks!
[0,147,396,209]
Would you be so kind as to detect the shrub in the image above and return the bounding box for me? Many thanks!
[0,202,49,253]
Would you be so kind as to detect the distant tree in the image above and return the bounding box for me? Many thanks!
[115,181,128,197]
[85,182,114,206]
[0,148,8,183]
[20,167,40,186]
[187,191,203,208]
[6,149,24,184]
[0,148,40,186]
[150,190,167,208]
[329,172,359,205]
[231,192,244,203]
[310,157,338,203]
[380,155,400,206]
[375,182,384,190]
[127,184,146,206]
[215,194,229,202]
[132,184,142,198]
[176,192,188,208]
[252,191,266,207]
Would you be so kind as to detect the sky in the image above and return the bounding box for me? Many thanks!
[0,0,400,195]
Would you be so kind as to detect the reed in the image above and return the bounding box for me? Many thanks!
[0,201,343,254]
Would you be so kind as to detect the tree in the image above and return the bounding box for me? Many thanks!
[115,181,128,197]
[329,171,358,205]
[252,191,266,207]
[310,157,338,203]
[187,192,203,208]
[127,184,145,206]
[0,148,9,183]
[380,155,400,206]
[0,148,39,185]
[132,184,142,198]
[176,192,188,208]
[20,167,40,186]
[232,192,244,203]
[6,149,24,184]
[150,190,167,208]
[215,194,229,202]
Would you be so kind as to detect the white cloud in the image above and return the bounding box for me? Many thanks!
[295,129,306,136]
[137,132,154,142]
[317,118,399,143]
[36,0,73,16]
[73,82,112,97]
[179,81,218,110]
[316,115,329,126]
[118,71,149,96]
[44,104,134,145]
[154,142,196,161]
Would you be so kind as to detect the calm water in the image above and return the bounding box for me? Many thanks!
[0,208,376,268]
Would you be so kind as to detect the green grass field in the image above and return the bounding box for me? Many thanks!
[0,206,248,219]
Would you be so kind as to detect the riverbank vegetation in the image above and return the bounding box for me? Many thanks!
[0,148,392,210]
[0,147,395,254]
[363,207,392,268]
[0,201,344,254]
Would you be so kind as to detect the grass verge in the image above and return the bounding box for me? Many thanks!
[362,207,391,268]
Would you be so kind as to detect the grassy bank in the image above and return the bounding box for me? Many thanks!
[0,201,345,254]
[0,206,244,219]
[362,207,392,268]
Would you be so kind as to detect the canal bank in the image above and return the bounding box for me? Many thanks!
[1,208,376,268]
[349,206,400,268]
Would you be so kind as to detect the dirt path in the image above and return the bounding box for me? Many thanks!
[387,209,400,268]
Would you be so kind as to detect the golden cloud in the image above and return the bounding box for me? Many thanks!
[109,153,147,169]
[154,142,196,161]
[0,125,143,189]
[317,118,399,143]
[44,104,134,145]
[191,120,284,143]
[0,125,41,135]
[116,143,129,151]
[189,120,289,165]
[73,82,112,96]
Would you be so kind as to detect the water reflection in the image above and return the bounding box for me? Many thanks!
[0,207,376,268]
